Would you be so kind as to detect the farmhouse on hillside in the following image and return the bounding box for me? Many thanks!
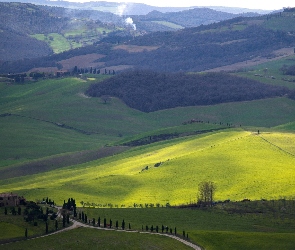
[0,193,25,207]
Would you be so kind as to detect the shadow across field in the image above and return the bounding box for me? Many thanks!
[0,146,129,180]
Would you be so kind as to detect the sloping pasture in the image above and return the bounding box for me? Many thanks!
[1,129,295,205]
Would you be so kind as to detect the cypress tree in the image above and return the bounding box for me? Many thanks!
[104,218,106,228]
[98,217,101,227]
[110,219,112,228]
[116,220,118,229]
[92,218,95,226]
[63,215,66,227]
[25,228,28,238]
[174,227,177,235]
[18,206,21,215]
[122,219,125,230]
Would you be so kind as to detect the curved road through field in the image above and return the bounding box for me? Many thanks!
[45,207,202,250]
[1,207,202,249]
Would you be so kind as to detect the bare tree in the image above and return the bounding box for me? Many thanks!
[101,95,111,104]
[197,181,216,207]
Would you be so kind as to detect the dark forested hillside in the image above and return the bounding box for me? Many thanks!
[86,71,288,112]
[0,2,126,62]
[1,6,294,74]
[0,2,68,35]
[99,23,295,72]
[0,28,53,61]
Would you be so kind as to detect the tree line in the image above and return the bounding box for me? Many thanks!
[86,70,288,112]
[281,64,295,76]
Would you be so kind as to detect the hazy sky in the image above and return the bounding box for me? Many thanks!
[79,0,294,10]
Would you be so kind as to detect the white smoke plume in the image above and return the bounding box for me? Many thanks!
[125,17,136,30]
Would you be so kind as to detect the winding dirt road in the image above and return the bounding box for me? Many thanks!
[44,207,202,250]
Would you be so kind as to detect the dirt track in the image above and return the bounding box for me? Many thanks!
[33,207,202,250]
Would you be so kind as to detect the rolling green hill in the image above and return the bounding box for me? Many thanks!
[2,76,295,166]
[1,4,295,250]
[1,128,295,206]
[1,75,295,206]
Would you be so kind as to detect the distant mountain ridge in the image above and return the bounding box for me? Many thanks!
[131,8,260,31]
[0,0,272,15]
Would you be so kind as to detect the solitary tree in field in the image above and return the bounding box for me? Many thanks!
[197,181,216,207]
[101,95,111,104]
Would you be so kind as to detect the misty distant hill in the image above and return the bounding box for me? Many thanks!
[0,0,272,15]
[131,8,260,32]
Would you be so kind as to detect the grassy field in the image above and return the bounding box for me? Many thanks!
[2,204,295,250]
[3,77,295,167]
[236,54,295,89]
[0,206,61,242]
[80,206,295,250]
[1,227,192,250]
[1,129,295,206]
[152,21,184,29]
[262,14,295,32]
[31,33,72,53]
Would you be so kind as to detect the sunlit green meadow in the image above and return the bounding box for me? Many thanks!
[4,77,295,168]
[31,33,72,53]
[1,129,295,206]
[152,21,184,29]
